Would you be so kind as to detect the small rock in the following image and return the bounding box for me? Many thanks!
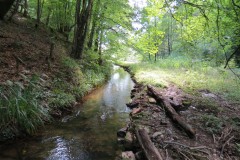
[124,132,134,149]
[117,127,127,138]
[202,93,217,99]
[125,132,133,143]
[152,131,162,139]
[122,151,136,160]
[21,70,30,74]
[135,151,145,160]
[41,73,49,79]
[148,98,157,104]
[131,107,142,115]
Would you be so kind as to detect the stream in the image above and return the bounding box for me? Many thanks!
[0,66,134,160]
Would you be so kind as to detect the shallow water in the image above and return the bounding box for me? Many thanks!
[0,66,134,160]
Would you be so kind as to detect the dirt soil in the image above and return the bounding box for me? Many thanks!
[0,15,74,119]
[0,14,68,84]
[122,70,240,160]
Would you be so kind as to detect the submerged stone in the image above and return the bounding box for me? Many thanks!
[122,151,136,160]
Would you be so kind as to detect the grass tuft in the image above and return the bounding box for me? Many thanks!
[0,76,50,140]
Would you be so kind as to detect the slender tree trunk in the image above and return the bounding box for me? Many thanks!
[45,8,51,26]
[88,0,100,49]
[23,0,28,17]
[98,29,104,65]
[71,0,82,57]
[148,53,151,61]
[36,0,41,28]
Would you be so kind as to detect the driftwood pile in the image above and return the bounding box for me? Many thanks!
[147,85,195,138]
[117,84,210,160]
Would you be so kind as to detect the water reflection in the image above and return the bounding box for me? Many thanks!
[0,66,134,160]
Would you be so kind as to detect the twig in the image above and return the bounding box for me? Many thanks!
[165,149,169,160]
[232,0,240,9]
[179,150,191,160]
[224,46,240,69]
[164,141,190,148]
[184,150,209,160]
[220,127,232,142]
[164,141,210,150]
[220,135,234,157]
[164,141,211,155]
[212,133,216,144]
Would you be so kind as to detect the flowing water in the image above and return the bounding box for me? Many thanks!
[0,66,134,160]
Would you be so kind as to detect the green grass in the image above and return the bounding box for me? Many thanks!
[0,76,50,140]
[0,54,112,141]
[120,58,240,102]
[56,55,111,100]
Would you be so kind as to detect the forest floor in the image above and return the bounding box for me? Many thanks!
[119,65,240,160]
[0,16,64,83]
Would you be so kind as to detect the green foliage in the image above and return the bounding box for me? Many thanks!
[0,76,50,140]
[48,89,75,108]
[126,0,240,68]
[201,114,223,134]
[61,56,79,69]
[51,55,111,103]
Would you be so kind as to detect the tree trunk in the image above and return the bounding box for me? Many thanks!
[87,0,100,49]
[36,0,41,28]
[23,0,28,17]
[45,8,51,26]
[71,0,82,58]
[136,129,164,160]
[98,29,103,65]
[71,0,93,59]
[0,0,16,20]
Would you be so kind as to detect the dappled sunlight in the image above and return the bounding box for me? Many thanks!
[128,62,240,102]
[135,70,169,87]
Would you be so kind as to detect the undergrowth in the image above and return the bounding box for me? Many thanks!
[0,55,111,141]
[50,55,111,103]
[0,75,50,141]
[118,57,240,102]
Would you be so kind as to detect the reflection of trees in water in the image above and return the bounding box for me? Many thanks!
[102,71,133,114]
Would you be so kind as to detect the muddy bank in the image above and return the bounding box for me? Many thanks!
[117,66,240,160]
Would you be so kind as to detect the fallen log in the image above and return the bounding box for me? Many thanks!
[147,85,196,138]
[136,128,164,160]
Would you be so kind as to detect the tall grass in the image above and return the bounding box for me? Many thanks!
[123,56,240,102]
[0,76,50,140]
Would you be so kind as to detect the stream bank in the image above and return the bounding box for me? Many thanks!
[0,66,134,159]
[0,17,111,141]
[117,65,240,160]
